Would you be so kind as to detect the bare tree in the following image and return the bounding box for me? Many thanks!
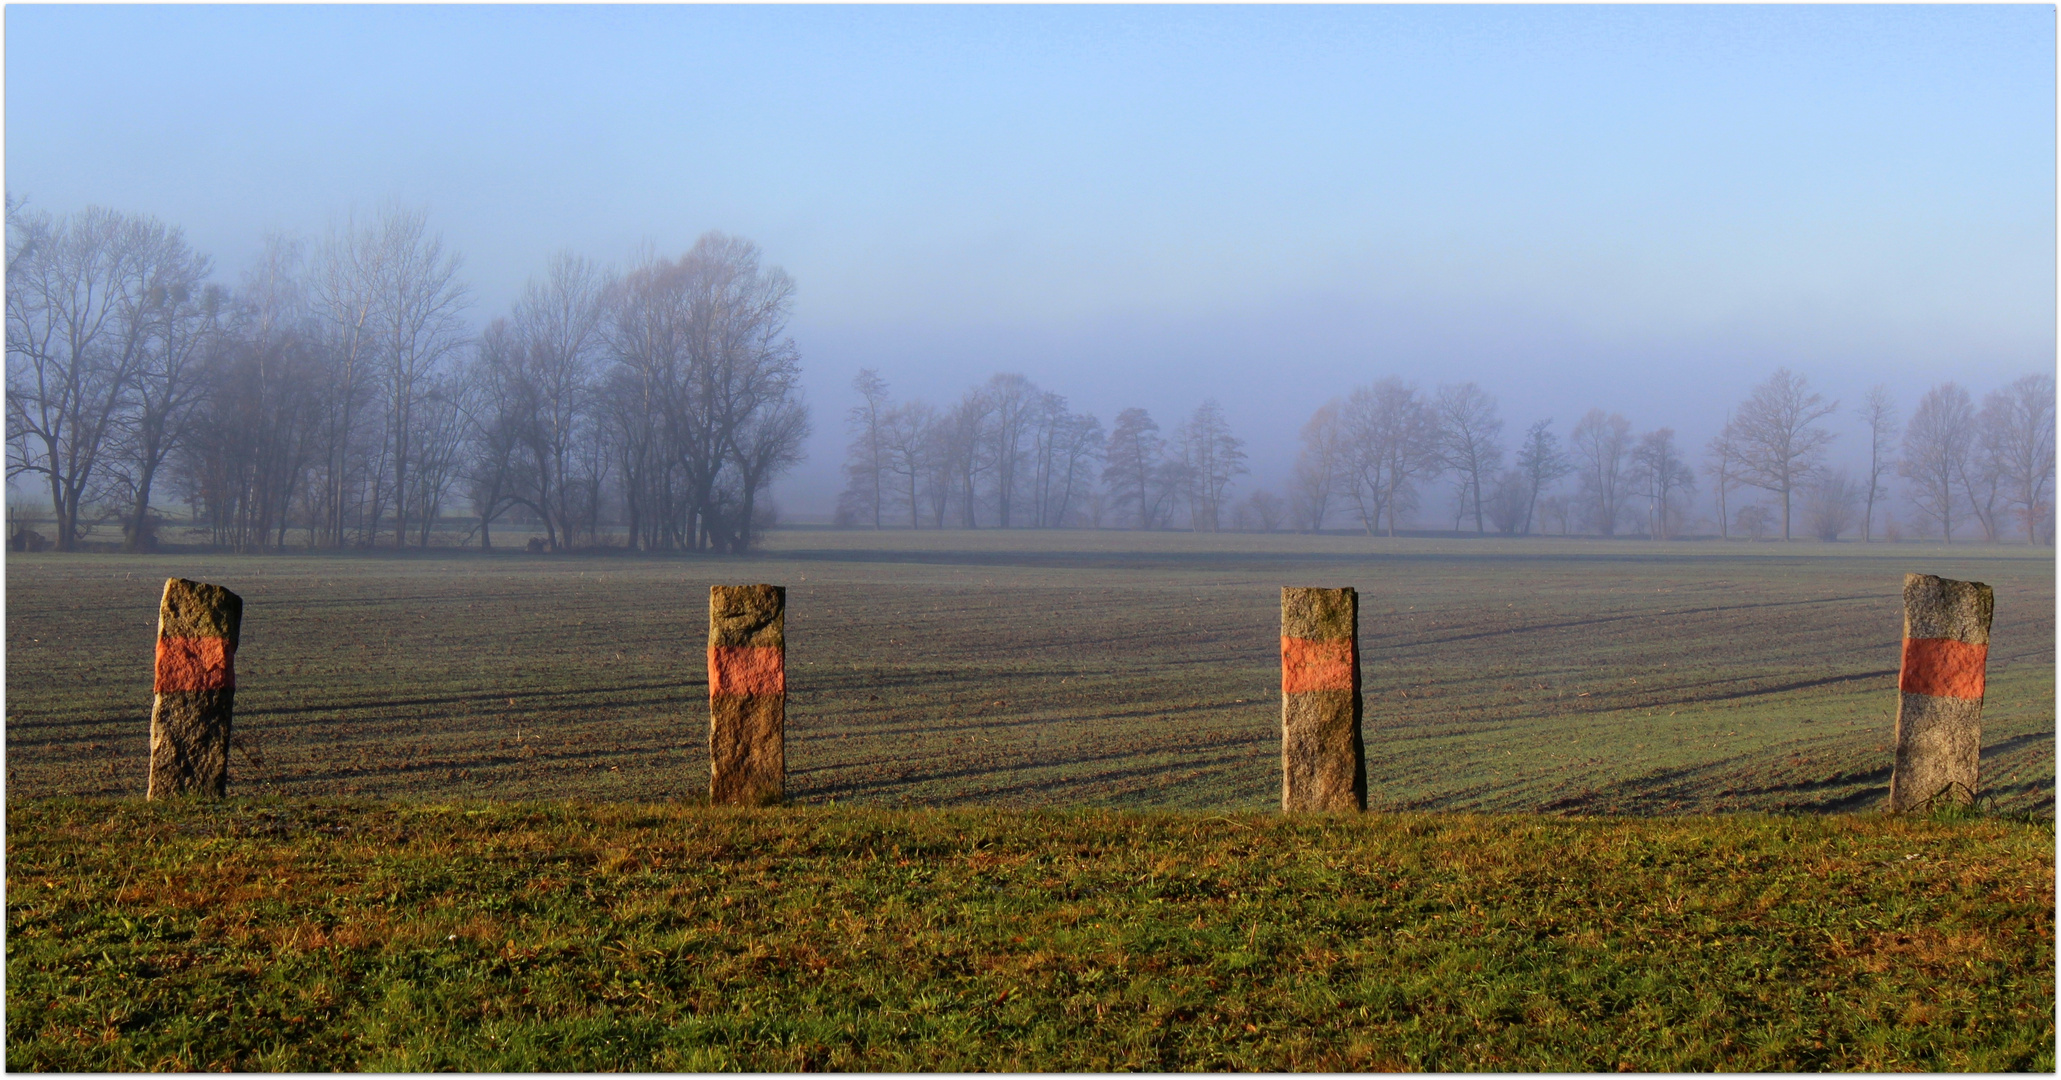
[598,232,808,552]
[1174,399,1246,531]
[1104,407,1167,530]
[7,205,162,549]
[1960,416,2009,545]
[982,373,1040,528]
[109,224,221,551]
[1899,382,1974,543]
[1703,422,1740,541]
[460,319,532,548]
[508,251,603,549]
[941,387,996,528]
[1979,373,2056,545]
[1243,490,1286,532]
[367,205,470,548]
[309,211,387,547]
[176,234,325,553]
[1515,419,1570,537]
[839,368,892,529]
[1032,400,1103,528]
[1630,427,1694,540]
[1724,369,1837,541]
[881,399,936,529]
[1737,503,1774,541]
[1483,469,1528,534]
[1434,382,1504,533]
[408,373,471,546]
[1856,385,1899,543]
[1338,378,1439,537]
[1801,470,1860,541]
[1291,400,1345,532]
[1569,408,1633,536]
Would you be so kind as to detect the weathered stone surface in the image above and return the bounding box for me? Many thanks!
[147,578,241,800]
[1281,586,1363,813]
[1889,573,1992,812]
[1282,587,1356,643]
[709,584,785,806]
[159,578,242,646]
[710,584,785,649]
[710,695,785,806]
[1902,574,1992,645]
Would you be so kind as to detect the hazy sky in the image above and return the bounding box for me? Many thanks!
[7,5,2054,516]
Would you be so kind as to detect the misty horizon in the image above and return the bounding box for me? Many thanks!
[6,5,2053,538]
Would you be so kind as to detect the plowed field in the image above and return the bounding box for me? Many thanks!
[6,532,2052,815]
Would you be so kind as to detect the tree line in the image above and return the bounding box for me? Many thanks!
[6,199,809,553]
[843,367,2055,545]
[837,371,1249,531]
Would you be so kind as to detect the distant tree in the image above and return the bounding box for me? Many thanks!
[1291,400,1345,532]
[1800,470,1860,542]
[1980,373,2056,545]
[1029,392,1103,528]
[506,251,604,549]
[1724,369,1837,541]
[1569,408,1634,536]
[1703,421,1741,541]
[982,373,1040,528]
[1855,385,1899,543]
[110,226,222,552]
[174,233,324,553]
[1173,399,1246,532]
[1483,469,1528,534]
[407,373,471,546]
[941,388,996,528]
[1433,382,1504,533]
[1514,419,1571,537]
[1338,378,1440,537]
[1243,489,1286,532]
[365,205,471,549]
[881,399,937,529]
[1899,382,1974,544]
[1630,427,1695,539]
[1104,407,1168,530]
[1961,407,2009,545]
[7,205,163,549]
[839,368,891,529]
[1736,503,1774,541]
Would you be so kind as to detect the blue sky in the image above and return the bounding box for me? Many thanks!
[7,5,2054,515]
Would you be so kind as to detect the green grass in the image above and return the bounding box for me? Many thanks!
[7,798,2051,1071]
[6,532,2052,814]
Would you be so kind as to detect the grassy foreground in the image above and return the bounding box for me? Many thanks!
[7,799,2052,1071]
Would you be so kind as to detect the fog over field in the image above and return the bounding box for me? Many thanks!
[5,5,2052,541]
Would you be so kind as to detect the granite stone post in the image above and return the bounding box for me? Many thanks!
[1281,586,1364,812]
[148,577,243,799]
[1887,574,1993,811]
[709,584,786,806]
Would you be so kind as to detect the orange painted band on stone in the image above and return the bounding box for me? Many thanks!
[1899,637,1987,700]
[1281,636,1354,694]
[155,636,235,693]
[709,644,786,698]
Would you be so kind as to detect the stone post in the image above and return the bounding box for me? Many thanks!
[709,584,786,806]
[1888,573,1993,811]
[148,577,243,799]
[1281,586,1364,812]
